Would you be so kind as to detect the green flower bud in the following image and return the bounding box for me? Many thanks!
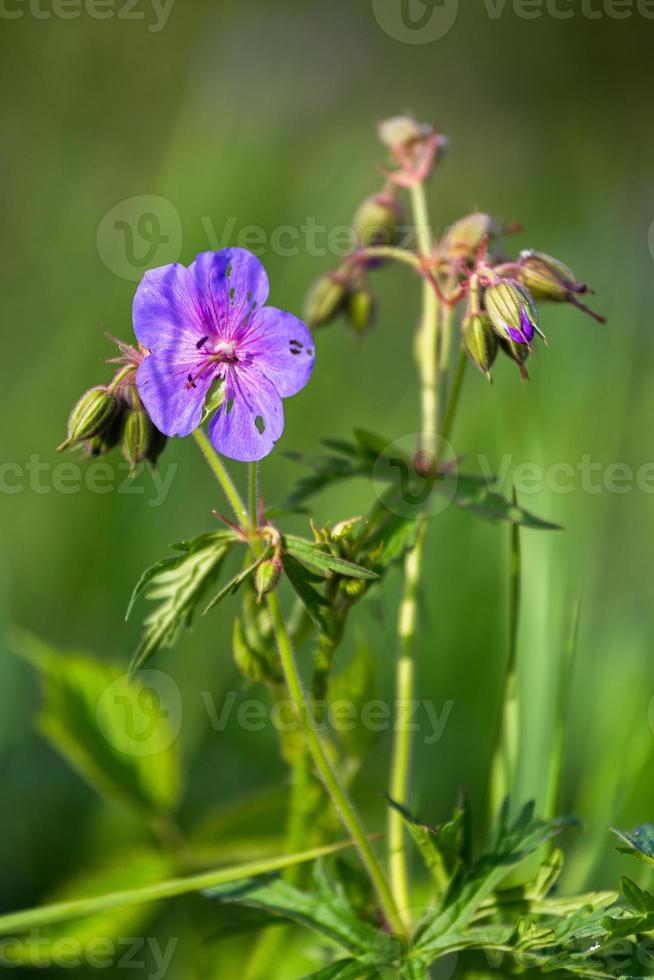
[442,213,495,260]
[254,557,282,603]
[145,426,168,468]
[353,192,401,248]
[484,280,543,346]
[377,115,433,149]
[331,516,364,542]
[517,250,587,302]
[347,286,376,335]
[462,313,498,382]
[85,400,127,456]
[58,385,120,452]
[122,408,154,473]
[304,273,348,330]
[342,578,367,598]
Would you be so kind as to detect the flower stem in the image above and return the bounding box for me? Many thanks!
[248,461,260,533]
[192,427,247,526]
[265,589,404,935]
[387,179,440,929]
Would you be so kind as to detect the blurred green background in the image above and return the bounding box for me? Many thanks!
[1,0,653,975]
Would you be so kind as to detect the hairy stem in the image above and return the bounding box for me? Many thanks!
[266,589,404,934]
[192,427,247,526]
[388,180,440,930]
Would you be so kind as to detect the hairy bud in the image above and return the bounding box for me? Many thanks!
[484,280,543,346]
[347,286,376,335]
[518,250,588,302]
[331,516,364,542]
[254,557,282,603]
[121,408,153,473]
[304,273,348,329]
[442,213,495,261]
[463,313,498,381]
[378,115,433,149]
[58,386,120,452]
[353,192,402,248]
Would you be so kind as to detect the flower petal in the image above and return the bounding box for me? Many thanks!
[136,350,211,438]
[133,263,207,350]
[238,307,315,398]
[208,367,283,462]
[189,249,270,339]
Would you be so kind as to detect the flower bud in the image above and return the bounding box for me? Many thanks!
[442,213,495,261]
[122,408,155,473]
[462,313,498,381]
[347,286,376,336]
[85,400,127,456]
[378,115,433,149]
[517,250,588,302]
[331,516,364,542]
[145,426,168,468]
[304,273,348,329]
[353,192,402,248]
[254,556,282,603]
[58,386,120,452]
[484,280,543,346]
[342,578,367,598]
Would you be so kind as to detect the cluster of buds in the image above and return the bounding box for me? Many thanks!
[57,339,167,472]
[461,245,605,382]
[304,185,404,337]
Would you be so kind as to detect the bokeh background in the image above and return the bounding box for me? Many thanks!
[1,0,653,975]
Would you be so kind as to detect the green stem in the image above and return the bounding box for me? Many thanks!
[192,427,247,527]
[266,589,404,935]
[387,180,440,929]
[248,460,259,533]
[441,348,468,448]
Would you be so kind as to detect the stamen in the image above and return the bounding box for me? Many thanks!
[196,336,208,349]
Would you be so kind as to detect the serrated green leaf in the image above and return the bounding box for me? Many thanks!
[0,839,360,936]
[203,554,265,614]
[415,803,575,957]
[611,825,654,867]
[283,553,330,634]
[385,797,449,895]
[128,532,235,673]
[14,634,181,815]
[285,536,378,581]
[446,482,562,530]
[206,869,392,961]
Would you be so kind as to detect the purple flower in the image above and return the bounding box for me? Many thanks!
[133,249,315,462]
